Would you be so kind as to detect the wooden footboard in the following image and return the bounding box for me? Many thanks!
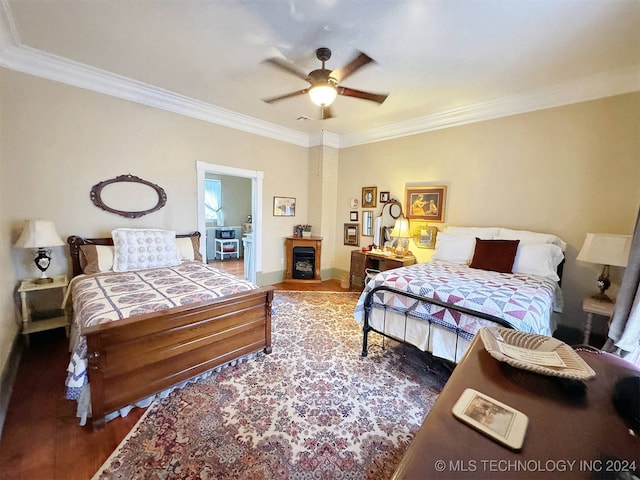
[84,286,274,429]
[361,285,514,358]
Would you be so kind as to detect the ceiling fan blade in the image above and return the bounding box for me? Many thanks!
[262,89,309,104]
[331,51,374,82]
[337,86,388,104]
[263,58,309,82]
[322,106,334,120]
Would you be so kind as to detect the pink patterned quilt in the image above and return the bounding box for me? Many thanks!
[66,262,255,399]
[354,260,559,340]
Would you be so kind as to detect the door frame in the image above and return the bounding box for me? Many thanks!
[196,161,263,284]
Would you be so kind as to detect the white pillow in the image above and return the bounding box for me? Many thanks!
[444,226,500,239]
[512,244,564,281]
[111,228,180,272]
[497,228,567,252]
[431,233,476,264]
[176,236,203,262]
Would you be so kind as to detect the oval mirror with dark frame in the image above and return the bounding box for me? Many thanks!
[90,174,167,219]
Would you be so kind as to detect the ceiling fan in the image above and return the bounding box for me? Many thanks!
[262,47,388,119]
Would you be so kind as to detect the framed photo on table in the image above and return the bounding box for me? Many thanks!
[405,186,447,222]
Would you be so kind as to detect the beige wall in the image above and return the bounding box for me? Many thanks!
[0,68,19,382]
[0,69,310,371]
[205,173,252,227]
[336,92,640,329]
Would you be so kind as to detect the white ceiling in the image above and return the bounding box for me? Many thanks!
[1,0,639,146]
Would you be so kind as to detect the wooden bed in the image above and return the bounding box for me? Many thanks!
[67,232,274,430]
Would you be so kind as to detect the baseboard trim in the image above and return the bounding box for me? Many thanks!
[0,335,23,441]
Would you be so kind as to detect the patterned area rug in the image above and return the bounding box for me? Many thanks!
[94,291,450,480]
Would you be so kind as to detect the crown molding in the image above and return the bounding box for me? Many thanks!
[1,2,637,150]
[340,66,640,148]
[0,20,309,148]
[308,130,340,148]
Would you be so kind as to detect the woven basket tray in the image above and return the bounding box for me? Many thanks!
[480,327,596,380]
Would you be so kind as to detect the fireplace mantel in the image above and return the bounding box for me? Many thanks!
[284,236,322,283]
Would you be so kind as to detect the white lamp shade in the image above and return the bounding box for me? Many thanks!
[390,216,411,239]
[576,233,632,267]
[309,85,337,106]
[15,220,65,248]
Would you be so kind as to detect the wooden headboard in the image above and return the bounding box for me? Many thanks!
[67,231,201,277]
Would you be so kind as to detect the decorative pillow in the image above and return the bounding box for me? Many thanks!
[444,226,500,239]
[431,233,477,264]
[176,236,203,262]
[79,245,114,274]
[512,243,564,281]
[496,228,566,252]
[469,238,520,273]
[111,228,180,272]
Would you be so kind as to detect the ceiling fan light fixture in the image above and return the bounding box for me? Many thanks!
[309,84,337,107]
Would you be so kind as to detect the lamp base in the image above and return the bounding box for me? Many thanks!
[590,292,613,303]
[33,277,54,284]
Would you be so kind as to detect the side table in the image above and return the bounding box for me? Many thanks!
[582,296,615,345]
[18,275,70,346]
[214,238,240,260]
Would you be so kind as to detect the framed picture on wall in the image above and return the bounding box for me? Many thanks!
[273,196,296,216]
[405,186,447,222]
[344,223,360,246]
[380,191,390,203]
[350,211,358,222]
[362,186,377,208]
[413,224,438,249]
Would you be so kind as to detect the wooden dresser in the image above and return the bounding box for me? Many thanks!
[392,337,640,479]
[349,250,415,290]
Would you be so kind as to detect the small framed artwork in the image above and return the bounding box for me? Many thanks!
[413,224,438,249]
[350,211,359,222]
[344,223,360,246]
[452,388,528,450]
[380,191,390,203]
[362,186,377,208]
[273,196,296,216]
[405,185,447,222]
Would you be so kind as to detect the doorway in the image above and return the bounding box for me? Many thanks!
[196,161,264,284]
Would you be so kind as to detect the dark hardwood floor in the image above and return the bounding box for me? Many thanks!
[0,260,347,480]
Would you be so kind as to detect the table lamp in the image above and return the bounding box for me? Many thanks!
[390,215,411,257]
[576,233,632,302]
[15,219,65,283]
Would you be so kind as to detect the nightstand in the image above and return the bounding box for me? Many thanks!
[582,296,615,345]
[18,275,70,346]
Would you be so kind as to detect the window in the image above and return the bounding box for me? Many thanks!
[204,179,223,226]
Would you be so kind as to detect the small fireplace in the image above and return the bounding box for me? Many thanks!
[285,236,322,283]
[292,246,315,279]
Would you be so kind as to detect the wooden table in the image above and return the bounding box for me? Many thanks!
[349,250,415,290]
[392,335,640,479]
